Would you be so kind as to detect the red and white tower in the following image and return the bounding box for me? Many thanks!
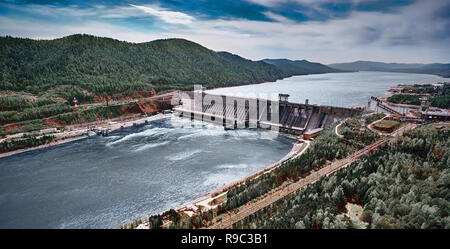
[73,97,78,111]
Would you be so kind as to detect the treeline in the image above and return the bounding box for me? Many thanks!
[430,96,450,109]
[0,103,140,136]
[388,83,450,109]
[232,124,449,229]
[54,104,136,125]
[0,119,46,137]
[388,94,421,105]
[0,93,72,126]
[0,34,286,99]
[0,103,72,125]
[388,94,450,109]
[0,134,55,153]
[401,83,450,95]
[0,94,59,112]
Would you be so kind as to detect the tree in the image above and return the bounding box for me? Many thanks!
[294,220,305,229]
[332,186,346,208]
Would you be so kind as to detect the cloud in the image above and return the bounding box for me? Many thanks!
[166,0,450,63]
[0,0,448,64]
[263,11,294,23]
[244,0,369,7]
[130,4,195,25]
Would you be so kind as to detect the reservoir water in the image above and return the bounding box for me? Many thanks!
[207,71,445,107]
[0,71,446,228]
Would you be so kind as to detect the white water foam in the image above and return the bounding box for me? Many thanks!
[106,127,168,147]
[202,170,249,187]
[216,163,249,169]
[133,141,170,152]
[177,128,227,140]
[166,149,203,161]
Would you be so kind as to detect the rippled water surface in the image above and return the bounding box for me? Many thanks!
[0,117,293,228]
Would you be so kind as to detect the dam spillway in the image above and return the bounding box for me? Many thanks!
[173,91,363,135]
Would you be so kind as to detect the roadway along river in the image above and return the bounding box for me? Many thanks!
[0,117,294,228]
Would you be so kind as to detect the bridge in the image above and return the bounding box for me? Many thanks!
[173,91,362,135]
[370,96,403,116]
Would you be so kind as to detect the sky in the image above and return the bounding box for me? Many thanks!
[0,0,449,64]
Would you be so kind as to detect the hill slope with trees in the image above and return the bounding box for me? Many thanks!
[0,34,286,98]
[0,34,351,137]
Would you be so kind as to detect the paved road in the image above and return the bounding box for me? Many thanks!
[208,123,416,229]
[335,118,347,138]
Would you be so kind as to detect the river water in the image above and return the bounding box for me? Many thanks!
[207,71,445,107]
[0,117,293,228]
[0,71,446,228]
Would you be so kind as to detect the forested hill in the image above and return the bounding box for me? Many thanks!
[0,34,285,98]
[262,59,347,75]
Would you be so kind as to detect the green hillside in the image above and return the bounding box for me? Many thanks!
[0,34,285,100]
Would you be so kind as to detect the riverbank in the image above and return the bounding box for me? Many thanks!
[134,136,310,229]
[0,113,169,159]
[0,135,89,159]
[188,138,308,208]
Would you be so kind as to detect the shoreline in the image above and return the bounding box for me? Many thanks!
[143,136,308,224]
[0,113,169,160]
[204,72,339,93]
[134,136,310,229]
[204,72,337,93]
[0,135,89,159]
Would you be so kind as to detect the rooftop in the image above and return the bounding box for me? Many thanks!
[304,128,323,135]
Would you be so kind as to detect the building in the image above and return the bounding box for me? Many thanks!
[302,128,323,140]
[279,93,290,102]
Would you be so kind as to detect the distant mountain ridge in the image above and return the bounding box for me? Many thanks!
[262,58,347,75]
[0,34,354,99]
[0,34,286,96]
[329,61,450,78]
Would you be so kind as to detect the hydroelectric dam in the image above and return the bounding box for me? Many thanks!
[172,90,362,135]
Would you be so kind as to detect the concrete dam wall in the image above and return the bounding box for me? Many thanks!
[173,91,362,135]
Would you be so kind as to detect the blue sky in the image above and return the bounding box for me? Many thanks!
[0,0,449,63]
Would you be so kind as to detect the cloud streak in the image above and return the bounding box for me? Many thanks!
[130,4,195,25]
[0,0,448,64]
